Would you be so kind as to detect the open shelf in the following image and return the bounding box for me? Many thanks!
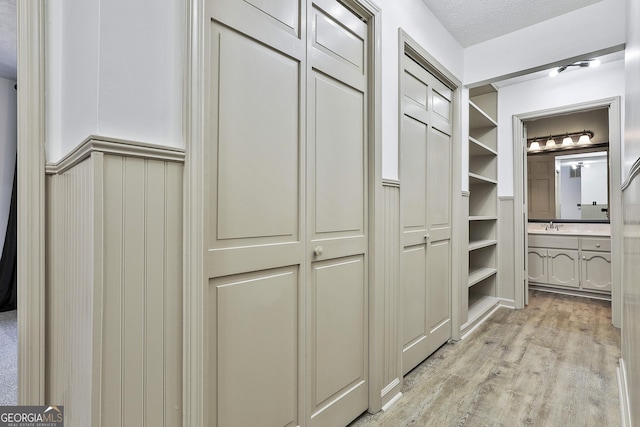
[469,239,497,251]
[468,267,497,287]
[469,101,497,128]
[469,183,497,217]
[469,136,497,156]
[469,173,497,185]
[465,84,499,338]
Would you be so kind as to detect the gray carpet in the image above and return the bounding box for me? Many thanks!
[0,310,17,405]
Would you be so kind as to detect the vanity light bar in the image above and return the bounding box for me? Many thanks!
[527,130,594,152]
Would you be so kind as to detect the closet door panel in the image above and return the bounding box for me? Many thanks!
[206,1,305,423]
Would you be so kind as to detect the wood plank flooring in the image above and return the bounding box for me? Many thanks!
[351,290,621,426]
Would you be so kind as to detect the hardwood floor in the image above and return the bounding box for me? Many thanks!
[351,290,621,426]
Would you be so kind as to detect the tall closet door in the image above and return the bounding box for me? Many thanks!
[306,1,369,425]
[206,1,370,426]
[206,2,306,426]
[400,54,453,375]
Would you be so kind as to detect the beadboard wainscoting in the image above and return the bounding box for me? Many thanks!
[45,137,184,426]
[621,157,640,426]
[381,180,402,409]
[498,197,516,306]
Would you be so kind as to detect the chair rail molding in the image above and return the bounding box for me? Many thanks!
[17,0,46,405]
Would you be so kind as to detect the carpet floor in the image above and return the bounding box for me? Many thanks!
[0,309,17,406]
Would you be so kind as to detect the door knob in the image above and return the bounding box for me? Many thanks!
[314,246,323,256]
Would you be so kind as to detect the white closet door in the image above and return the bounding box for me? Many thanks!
[306,1,369,425]
[400,55,453,375]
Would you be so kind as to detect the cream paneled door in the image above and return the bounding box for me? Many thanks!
[306,1,368,425]
[207,0,369,426]
[400,55,453,375]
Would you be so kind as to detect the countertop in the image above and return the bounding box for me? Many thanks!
[527,222,610,237]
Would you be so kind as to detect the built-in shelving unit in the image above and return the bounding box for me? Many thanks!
[464,85,499,333]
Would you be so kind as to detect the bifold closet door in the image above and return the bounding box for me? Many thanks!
[306,1,369,425]
[400,55,453,375]
[207,1,305,426]
[206,0,369,426]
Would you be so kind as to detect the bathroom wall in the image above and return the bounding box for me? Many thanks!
[0,78,16,251]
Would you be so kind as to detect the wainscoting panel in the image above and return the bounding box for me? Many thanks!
[46,157,95,426]
[45,137,184,427]
[498,197,516,304]
[381,181,401,406]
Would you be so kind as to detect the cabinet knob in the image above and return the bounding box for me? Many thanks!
[596,243,600,248]
[314,246,323,256]
[583,256,586,260]
[425,234,430,240]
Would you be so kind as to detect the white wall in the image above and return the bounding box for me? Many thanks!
[45,0,184,162]
[376,0,465,180]
[0,78,16,251]
[497,60,625,196]
[464,0,626,85]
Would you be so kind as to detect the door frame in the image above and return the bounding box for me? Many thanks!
[512,97,622,326]
[183,0,383,423]
[17,0,47,405]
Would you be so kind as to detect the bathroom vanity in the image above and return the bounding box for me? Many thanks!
[527,223,611,298]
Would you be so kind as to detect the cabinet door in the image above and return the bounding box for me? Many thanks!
[547,249,580,288]
[581,251,612,292]
[527,248,547,283]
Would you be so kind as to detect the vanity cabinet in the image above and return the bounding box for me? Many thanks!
[528,234,611,294]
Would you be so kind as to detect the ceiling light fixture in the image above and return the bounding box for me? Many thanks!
[549,58,601,77]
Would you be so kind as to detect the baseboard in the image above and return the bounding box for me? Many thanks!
[617,358,632,427]
[381,392,403,412]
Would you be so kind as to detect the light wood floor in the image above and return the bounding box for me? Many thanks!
[350,290,621,427]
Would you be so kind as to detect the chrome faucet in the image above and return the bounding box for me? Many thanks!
[545,221,559,231]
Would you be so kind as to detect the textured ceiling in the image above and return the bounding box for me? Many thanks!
[0,0,15,80]
[421,0,603,47]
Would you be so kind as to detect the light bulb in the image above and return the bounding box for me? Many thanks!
[529,141,541,151]
[549,68,559,78]
[545,138,557,149]
[589,59,601,68]
[562,136,574,146]
[578,133,591,144]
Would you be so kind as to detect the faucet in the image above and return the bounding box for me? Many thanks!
[545,221,558,231]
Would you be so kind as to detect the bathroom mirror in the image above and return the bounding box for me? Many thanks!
[528,149,609,221]
[525,108,610,223]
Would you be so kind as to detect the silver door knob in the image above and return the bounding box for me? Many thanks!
[314,246,323,256]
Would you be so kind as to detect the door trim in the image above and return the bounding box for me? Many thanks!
[184,0,383,422]
[512,97,622,326]
[17,0,47,405]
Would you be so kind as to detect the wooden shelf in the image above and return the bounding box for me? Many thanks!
[468,267,497,287]
[469,137,497,156]
[469,172,497,185]
[469,101,498,129]
[469,239,497,251]
[469,215,497,221]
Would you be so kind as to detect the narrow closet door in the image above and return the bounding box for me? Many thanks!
[206,1,305,426]
[400,54,453,375]
[306,1,369,425]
